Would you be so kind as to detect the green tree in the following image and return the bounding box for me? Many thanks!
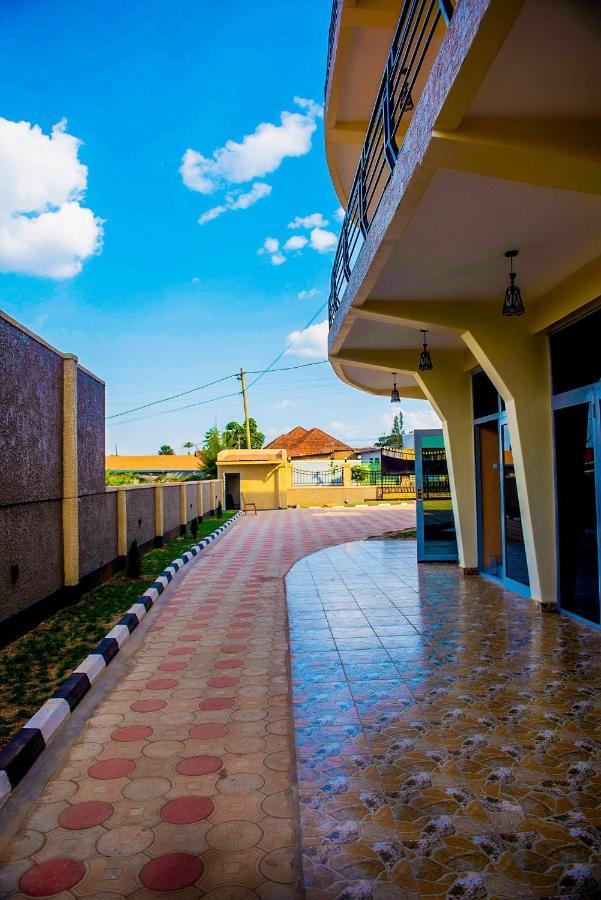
[375,412,404,448]
[158,444,175,455]
[223,419,265,450]
[202,426,224,478]
[182,441,194,454]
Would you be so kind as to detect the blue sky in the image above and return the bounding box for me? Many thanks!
[0,0,438,452]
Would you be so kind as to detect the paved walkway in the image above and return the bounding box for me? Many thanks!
[0,507,412,899]
[288,541,601,899]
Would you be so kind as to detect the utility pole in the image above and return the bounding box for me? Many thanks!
[239,368,252,450]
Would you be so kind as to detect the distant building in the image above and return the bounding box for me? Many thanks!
[105,454,204,476]
[265,426,353,461]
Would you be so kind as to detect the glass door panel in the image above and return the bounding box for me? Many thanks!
[415,431,458,562]
[477,421,502,578]
[501,424,530,587]
[555,401,600,624]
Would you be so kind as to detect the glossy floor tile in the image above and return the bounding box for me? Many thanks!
[287,540,601,899]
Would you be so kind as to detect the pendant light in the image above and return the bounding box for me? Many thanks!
[390,373,401,403]
[503,250,525,316]
[419,330,433,371]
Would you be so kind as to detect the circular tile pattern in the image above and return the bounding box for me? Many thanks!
[208,676,239,688]
[130,699,167,713]
[199,697,235,711]
[178,633,202,641]
[140,852,203,892]
[176,755,223,775]
[145,678,178,690]
[122,777,171,801]
[160,796,214,823]
[221,644,248,654]
[189,723,229,740]
[158,661,187,671]
[5,830,45,862]
[20,859,85,896]
[216,773,265,794]
[112,725,152,742]
[259,847,296,884]
[142,740,186,759]
[88,758,136,780]
[206,820,263,852]
[168,647,195,656]
[58,799,113,830]
[95,824,154,858]
[214,658,244,670]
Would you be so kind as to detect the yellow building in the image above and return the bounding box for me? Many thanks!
[324,0,601,624]
[105,455,204,475]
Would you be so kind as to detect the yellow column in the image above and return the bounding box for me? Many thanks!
[463,322,556,607]
[197,481,204,520]
[62,353,79,587]
[416,364,478,572]
[342,463,352,491]
[155,485,164,545]
[117,488,127,557]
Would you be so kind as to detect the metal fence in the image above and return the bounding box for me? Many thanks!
[292,467,344,486]
[328,0,454,325]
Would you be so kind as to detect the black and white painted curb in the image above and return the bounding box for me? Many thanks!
[0,511,242,809]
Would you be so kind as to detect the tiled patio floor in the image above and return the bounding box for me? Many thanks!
[0,506,413,899]
[287,540,601,899]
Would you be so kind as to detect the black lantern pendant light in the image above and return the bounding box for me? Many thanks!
[390,372,401,404]
[503,250,525,316]
[419,330,433,371]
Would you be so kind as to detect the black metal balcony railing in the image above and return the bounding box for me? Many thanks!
[325,0,341,98]
[328,0,454,326]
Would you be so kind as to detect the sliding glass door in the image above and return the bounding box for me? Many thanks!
[415,430,458,562]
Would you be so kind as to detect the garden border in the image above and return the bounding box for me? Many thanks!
[0,511,243,809]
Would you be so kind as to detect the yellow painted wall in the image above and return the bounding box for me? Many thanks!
[219,463,281,510]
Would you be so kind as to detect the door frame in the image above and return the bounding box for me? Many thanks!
[552,382,601,628]
[415,428,458,563]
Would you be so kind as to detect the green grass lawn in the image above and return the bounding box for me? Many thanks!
[0,513,235,750]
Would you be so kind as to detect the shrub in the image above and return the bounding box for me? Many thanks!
[126,539,141,578]
[217,500,223,518]
[190,518,198,539]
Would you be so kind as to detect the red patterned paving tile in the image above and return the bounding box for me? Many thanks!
[130,699,167,712]
[140,852,203,891]
[168,646,196,655]
[19,858,85,896]
[189,723,229,739]
[176,755,223,775]
[177,633,202,641]
[88,758,136,780]
[58,799,113,829]
[199,697,235,711]
[160,796,214,823]
[214,658,243,669]
[157,661,187,672]
[112,725,153,742]
[221,644,248,653]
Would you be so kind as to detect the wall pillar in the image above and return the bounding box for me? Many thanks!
[154,485,164,546]
[342,463,352,489]
[117,489,127,557]
[62,354,79,587]
[197,481,204,520]
[416,364,478,572]
[179,484,187,533]
[463,322,556,606]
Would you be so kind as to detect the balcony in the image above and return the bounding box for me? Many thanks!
[328,0,455,326]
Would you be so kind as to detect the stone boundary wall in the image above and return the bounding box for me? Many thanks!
[0,309,224,635]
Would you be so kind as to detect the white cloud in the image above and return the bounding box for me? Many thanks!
[288,212,328,230]
[333,206,345,222]
[180,97,322,195]
[309,227,337,253]
[0,117,103,278]
[286,319,328,359]
[381,407,441,433]
[329,420,360,440]
[298,288,320,300]
[275,399,291,410]
[271,252,286,266]
[283,234,308,252]
[258,236,279,255]
[198,181,271,224]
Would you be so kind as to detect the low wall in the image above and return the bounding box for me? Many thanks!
[0,479,223,638]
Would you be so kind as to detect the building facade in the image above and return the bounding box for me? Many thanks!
[324,0,601,624]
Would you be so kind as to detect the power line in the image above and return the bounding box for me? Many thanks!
[106,360,328,421]
[246,302,327,391]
